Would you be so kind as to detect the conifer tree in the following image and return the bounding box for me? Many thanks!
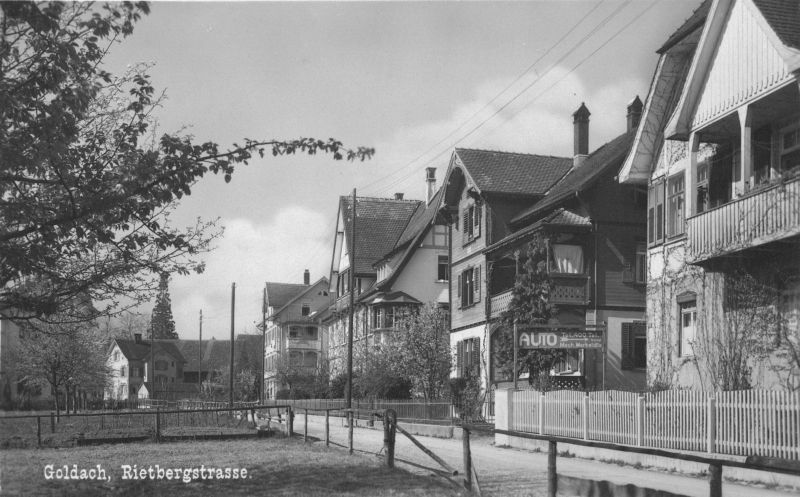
[149,273,178,339]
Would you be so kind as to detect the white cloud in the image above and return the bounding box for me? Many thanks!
[360,66,646,199]
[170,206,330,339]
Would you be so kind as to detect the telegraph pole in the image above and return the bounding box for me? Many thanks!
[346,188,356,410]
[198,309,203,392]
[230,283,236,408]
[261,285,267,403]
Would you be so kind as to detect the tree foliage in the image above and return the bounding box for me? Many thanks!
[395,303,452,400]
[17,310,109,416]
[500,235,566,389]
[0,2,374,323]
[148,272,177,339]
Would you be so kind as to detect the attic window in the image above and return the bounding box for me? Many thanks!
[301,303,311,316]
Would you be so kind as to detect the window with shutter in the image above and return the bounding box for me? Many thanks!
[462,209,470,244]
[457,340,464,377]
[471,338,480,376]
[621,323,633,370]
[473,203,481,238]
[473,266,481,303]
[648,180,665,246]
[457,273,462,308]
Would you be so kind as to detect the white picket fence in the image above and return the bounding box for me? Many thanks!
[505,388,800,460]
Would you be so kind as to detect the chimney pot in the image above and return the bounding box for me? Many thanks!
[303,269,310,285]
[394,193,404,200]
[627,95,643,132]
[573,102,590,159]
[425,167,436,204]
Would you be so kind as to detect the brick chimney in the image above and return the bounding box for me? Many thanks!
[573,102,590,167]
[627,95,643,132]
[426,167,436,204]
[303,269,310,285]
[394,193,404,200]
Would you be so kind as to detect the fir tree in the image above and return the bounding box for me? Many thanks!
[149,273,178,339]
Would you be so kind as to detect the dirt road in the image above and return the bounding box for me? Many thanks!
[293,413,795,497]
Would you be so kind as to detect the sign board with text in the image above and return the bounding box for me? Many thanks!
[518,327,604,349]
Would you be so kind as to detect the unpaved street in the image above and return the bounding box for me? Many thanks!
[293,413,795,497]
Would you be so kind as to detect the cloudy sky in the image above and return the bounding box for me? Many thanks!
[103,0,699,339]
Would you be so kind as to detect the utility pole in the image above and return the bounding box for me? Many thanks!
[261,285,267,403]
[346,188,356,410]
[230,282,236,409]
[198,309,203,392]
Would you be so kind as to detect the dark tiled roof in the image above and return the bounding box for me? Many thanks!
[151,340,186,363]
[115,339,150,361]
[484,208,591,255]
[657,0,711,54]
[176,335,262,372]
[511,131,635,225]
[454,148,572,196]
[752,0,800,50]
[341,196,421,275]
[272,278,330,318]
[387,187,445,258]
[266,282,308,309]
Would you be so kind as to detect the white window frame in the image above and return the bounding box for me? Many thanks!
[679,301,696,357]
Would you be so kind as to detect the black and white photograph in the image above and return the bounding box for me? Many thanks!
[1,0,799,495]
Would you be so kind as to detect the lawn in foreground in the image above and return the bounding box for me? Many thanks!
[0,436,463,496]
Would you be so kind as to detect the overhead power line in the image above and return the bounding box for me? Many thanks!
[367,0,637,198]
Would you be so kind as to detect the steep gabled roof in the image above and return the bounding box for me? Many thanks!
[752,0,800,51]
[657,0,712,54]
[454,148,572,196]
[114,339,150,361]
[369,187,446,293]
[265,282,308,309]
[340,196,421,275]
[513,131,635,226]
[272,277,329,317]
[151,340,186,363]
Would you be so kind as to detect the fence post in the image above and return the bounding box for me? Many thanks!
[709,462,722,497]
[325,410,330,447]
[348,410,354,454]
[287,407,294,437]
[304,408,308,442]
[636,395,645,446]
[538,394,545,434]
[383,409,396,468]
[50,412,55,433]
[155,408,161,442]
[707,396,716,454]
[547,440,557,497]
[463,427,472,491]
[582,395,589,440]
[37,416,41,447]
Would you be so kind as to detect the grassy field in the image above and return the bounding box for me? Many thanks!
[0,436,463,496]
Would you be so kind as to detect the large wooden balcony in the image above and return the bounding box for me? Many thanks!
[687,175,800,262]
[488,274,590,319]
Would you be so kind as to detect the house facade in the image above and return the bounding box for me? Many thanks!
[325,171,449,379]
[263,272,330,399]
[442,101,649,392]
[618,0,800,390]
[440,142,572,391]
[105,335,186,400]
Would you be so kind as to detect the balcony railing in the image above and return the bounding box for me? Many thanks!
[489,290,514,319]
[550,274,589,305]
[488,274,589,319]
[687,175,800,262]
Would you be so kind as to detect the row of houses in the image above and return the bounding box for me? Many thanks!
[262,0,800,398]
